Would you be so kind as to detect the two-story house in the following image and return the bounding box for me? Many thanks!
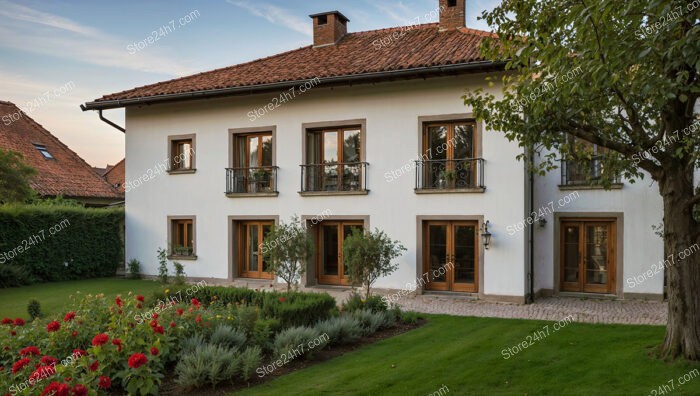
[82,0,664,303]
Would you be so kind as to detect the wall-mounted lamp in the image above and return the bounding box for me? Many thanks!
[538,217,548,228]
[481,220,492,250]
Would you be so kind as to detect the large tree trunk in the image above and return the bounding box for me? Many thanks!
[659,161,700,360]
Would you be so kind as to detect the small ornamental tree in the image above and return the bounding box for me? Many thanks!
[262,215,314,292]
[343,228,407,299]
[0,149,37,204]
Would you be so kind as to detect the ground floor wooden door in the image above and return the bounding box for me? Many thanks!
[317,221,363,285]
[560,219,616,293]
[423,221,478,292]
[238,221,274,279]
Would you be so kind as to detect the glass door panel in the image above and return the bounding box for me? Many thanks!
[560,220,615,293]
[262,224,272,273]
[321,224,339,276]
[342,129,361,191]
[426,224,449,290]
[248,224,259,272]
[453,124,475,188]
[453,224,476,292]
[584,224,609,292]
[322,131,338,191]
[425,126,448,188]
[342,224,362,276]
[562,224,580,289]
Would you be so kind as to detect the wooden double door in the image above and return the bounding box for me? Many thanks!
[237,221,274,279]
[423,221,478,292]
[317,221,363,285]
[560,219,616,293]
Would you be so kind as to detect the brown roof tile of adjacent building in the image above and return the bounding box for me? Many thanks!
[85,24,500,109]
[0,101,123,200]
[103,158,125,193]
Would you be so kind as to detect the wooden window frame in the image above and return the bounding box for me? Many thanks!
[422,220,479,293]
[315,220,364,286]
[237,220,275,280]
[559,218,617,294]
[167,134,196,174]
[167,216,197,260]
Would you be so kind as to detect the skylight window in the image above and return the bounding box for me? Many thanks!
[33,144,54,159]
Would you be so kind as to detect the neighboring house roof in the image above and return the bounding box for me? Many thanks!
[84,24,501,110]
[103,158,125,193]
[0,101,124,200]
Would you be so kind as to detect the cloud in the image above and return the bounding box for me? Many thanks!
[0,1,194,76]
[227,0,311,37]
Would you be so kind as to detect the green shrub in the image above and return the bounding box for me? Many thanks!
[315,316,363,345]
[234,305,259,335]
[401,311,422,325]
[173,261,186,285]
[0,264,32,288]
[127,258,142,279]
[351,309,385,335]
[0,205,123,285]
[273,326,327,360]
[175,344,239,389]
[180,334,207,355]
[157,248,169,284]
[210,324,247,350]
[27,299,42,320]
[239,346,262,381]
[253,318,281,352]
[341,291,387,313]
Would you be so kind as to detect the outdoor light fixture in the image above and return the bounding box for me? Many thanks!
[538,217,548,227]
[481,220,492,250]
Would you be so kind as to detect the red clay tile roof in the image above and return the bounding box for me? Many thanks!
[103,158,125,193]
[88,24,499,107]
[0,101,123,200]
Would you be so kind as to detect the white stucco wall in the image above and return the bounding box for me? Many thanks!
[532,155,665,296]
[123,74,528,298]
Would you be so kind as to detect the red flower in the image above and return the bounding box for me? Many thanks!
[29,365,56,382]
[1,318,12,325]
[170,321,176,328]
[127,353,147,369]
[41,356,58,366]
[46,320,60,332]
[41,382,69,396]
[153,325,164,334]
[112,338,122,352]
[19,346,41,356]
[136,303,142,309]
[63,312,76,322]
[150,347,159,356]
[191,298,201,308]
[149,319,158,328]
[176,308,184,316]
[70,384,87,396]
[92,333,109,346]
[195,314,202,323]
[278,297,287,302]
[88,360,99,371]
[152,313,159,320]
[115,296,123,308]
[12,357,31,374]
[136,295,145,302]
[10,330,16,336]
[14,318,25,326]
[97,376,111,389]
[71,331,78,337]
[72,349,87,357]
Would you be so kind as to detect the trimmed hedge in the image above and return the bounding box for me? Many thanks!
[152,285,337,328]
[0,205,124,286]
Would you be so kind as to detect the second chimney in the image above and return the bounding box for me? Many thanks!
[310,11,349,47]
[439,0,466,31]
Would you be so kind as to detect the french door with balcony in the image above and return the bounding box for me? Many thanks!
[232,133,274,193]
[421,121,476,189]
[317,221,363,285]
[560,219,616,293]
[305,127,362,192]
[238,221,274,279]
[423,221,478,292]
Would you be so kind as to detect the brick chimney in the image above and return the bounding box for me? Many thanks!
[439,0,466,31]
[309,11,349,47]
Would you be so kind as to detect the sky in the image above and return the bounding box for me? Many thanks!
[0,0,500,167]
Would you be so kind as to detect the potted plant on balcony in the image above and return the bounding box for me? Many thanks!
[439,169,457,189]
[250,169,270,193]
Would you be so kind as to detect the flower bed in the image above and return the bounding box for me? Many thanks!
[0,287,403,395]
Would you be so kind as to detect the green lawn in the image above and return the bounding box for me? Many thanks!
[234,315,700,396]
[0,278,162,318]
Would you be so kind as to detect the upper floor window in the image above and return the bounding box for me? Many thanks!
[301,122,367,194]
[561,136,620,187]
[168,134,196,173]
[227,127,278,196]
[415,120,484,191]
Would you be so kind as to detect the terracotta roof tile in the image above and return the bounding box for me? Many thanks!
[94,23,498,103]
[103,158,125,193]
[0,101,124,200]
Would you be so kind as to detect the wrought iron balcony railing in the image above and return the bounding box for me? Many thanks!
[300,162,368,193]
[560,157,621,186]
[226,166,279,194]
[415,158,485,190]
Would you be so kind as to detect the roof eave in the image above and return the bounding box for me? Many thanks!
[81,61,507,111]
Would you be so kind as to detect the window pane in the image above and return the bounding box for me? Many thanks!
[585,225,608,285]
[249,225,259,272]
[323,132,338,163]
[262,224,272,272]
[321,225,339,276]
[248,136,259,168]
[428,225,448,282]
[261,135,273,166]
[453,225,476,284]
[235,136,246,168]
[453,125,474,159]
[343,129,361,163]
[563,225,580,282]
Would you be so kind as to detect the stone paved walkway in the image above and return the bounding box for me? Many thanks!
[224,280,667,326]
